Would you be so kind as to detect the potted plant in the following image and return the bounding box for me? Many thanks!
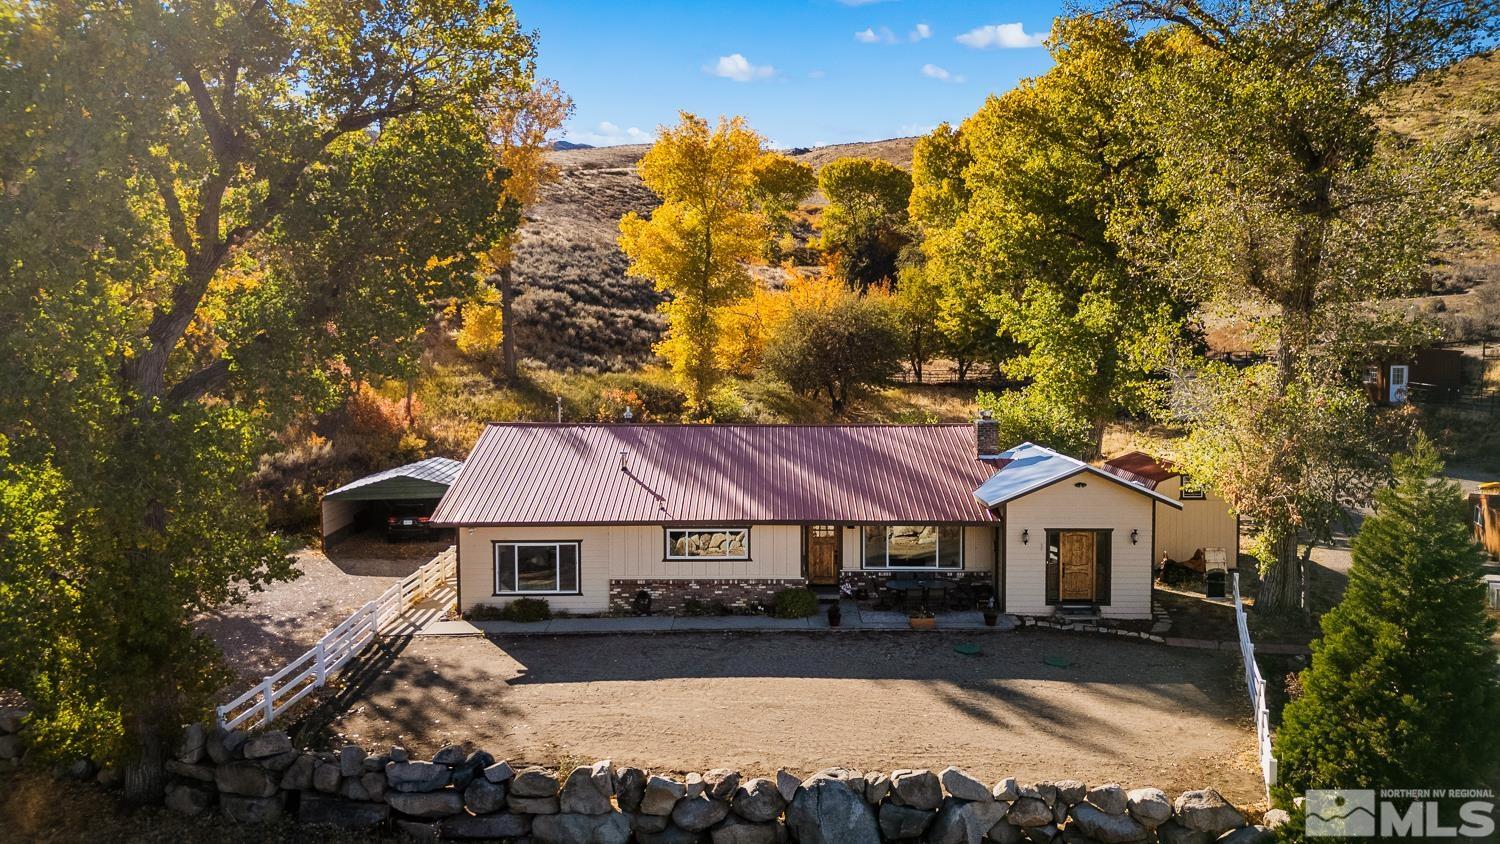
[908,608,936,631]
[827,602,841,627]
[983,599,999,627]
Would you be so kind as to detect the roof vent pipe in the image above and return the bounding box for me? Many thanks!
[976,409,1001,459]
[620,449,629,472]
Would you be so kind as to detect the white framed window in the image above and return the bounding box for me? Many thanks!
[494,542,580,595]
[664,528,750,560]
[861,525,963,570]
[1179,486,1206,500]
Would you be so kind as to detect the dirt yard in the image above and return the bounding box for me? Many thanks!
[316,630,1265,805]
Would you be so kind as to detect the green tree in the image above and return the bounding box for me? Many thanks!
[1273,438,1500,799]
[817,157,913,288]
[764,291,903,413]
[976,389,1095,458]
[0,0,533,802]
[749,152,816,263]
[619,113,769,418]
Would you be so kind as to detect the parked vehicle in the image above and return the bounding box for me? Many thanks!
[386,506,434,541]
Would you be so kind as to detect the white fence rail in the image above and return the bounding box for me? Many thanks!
[217,547,456,731]
[1232,573,1277,797]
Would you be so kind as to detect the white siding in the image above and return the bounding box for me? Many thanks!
[1153,477,1240,566]
[1002,475,1156,619]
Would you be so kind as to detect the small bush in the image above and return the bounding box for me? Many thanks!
[483,597,551,623]
[772,587,819,619]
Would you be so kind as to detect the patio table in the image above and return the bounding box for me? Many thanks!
[882,577,959,609]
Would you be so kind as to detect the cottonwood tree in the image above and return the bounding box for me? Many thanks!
[1112,0,1500,610]
[817,157,913,288]
[748,152,816,263]
[0,0,533,802]
[763,290,903,413]
[619,114,769,417]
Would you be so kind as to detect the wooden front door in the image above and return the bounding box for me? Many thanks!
[806,525,839,585]
[1058,531,1096,602]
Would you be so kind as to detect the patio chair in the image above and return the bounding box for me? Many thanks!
[946,583,976,611]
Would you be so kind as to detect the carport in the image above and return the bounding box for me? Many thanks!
[321,457,463,547]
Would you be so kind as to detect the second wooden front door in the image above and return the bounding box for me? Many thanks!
[806,525,839,585]
[1058,531,1096,602]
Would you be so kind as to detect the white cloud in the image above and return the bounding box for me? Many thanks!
[706,53,775,82]
[854,26,896,44]
[911,23,932,41]
[921,63,965,84]
[955,23,1048,49]
[808,69,827,79]
[567,120,652,147]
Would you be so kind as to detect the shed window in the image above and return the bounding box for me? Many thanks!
[665,528,749,560]
[861,526,963,569]
[494,542,579,595]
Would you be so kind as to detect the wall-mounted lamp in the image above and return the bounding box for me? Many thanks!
[1130,529,1139,545]
[1073,481,1088,488]
[1021,529,1029,545]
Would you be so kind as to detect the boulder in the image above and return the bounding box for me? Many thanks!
[431,745,467,766]
[363,753,389,773]
[387,789,464,818]
[511,765,561,797]
[214,760,279,798]
[616,766,648,812]
[299,793,389,829]
[1173,789,1246,837]
[440,812,533,840]
[339,776,370,802]
[784,774,879,844]
[987,819,1024,844]
[312,761,341,794]
[890,769,943,810]
[1068,803,1149,844]
[1260,809,1291,830]
[1156,820,1214,844]
[672,795,731,832]
[164,782,215,816]
[465,777,508,814]
[220,794,282,824]
[1215,826,1274,844]
[484,759,516,784]
[386,760,451,793]
[1125,788,1172,829]
[589,759,616,796]
[338,744,367,777]
[942,767,994,803]
[1022,823,1059,843]
[362,771,387,802]
[878,803,935,839]
[993,778,1020,802]
[259,749,299,773]
[865,772,890,804]
[509,794,562,814]
[165,759,217,783]
[686,772,706,799]
[1007,798,1054,828]
[634,812,671,834]
[703,768,742,801]
[0,709,25,735]
[561,764,615,815]
[641,775,689,816]
[394,819,439,842]
[637,825,707,844]
[928,797,1010,844]
[731,778,787,823]
[205,727,236,764]
[1085,784,1127,816]
[1020,783,1057,808]
[221,728,249,755]
[240,730,292,760]
[174,723,205,764]
[1054,780,1087,806]
[390,745,409,763]
[711,814,787,844]
[0,735,23,761]
[775,768,801,802]
[532,811,632,844]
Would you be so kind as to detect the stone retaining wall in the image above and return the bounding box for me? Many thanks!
[607,579,808,614]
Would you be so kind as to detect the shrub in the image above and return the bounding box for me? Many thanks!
[772,587,819,619]
[498,597,552,623]
[763,292,903,413]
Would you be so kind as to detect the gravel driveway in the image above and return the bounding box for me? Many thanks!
[320,629,1265,805]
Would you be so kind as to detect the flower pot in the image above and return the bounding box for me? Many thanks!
[983,610,998,627]
[827,604,841,628]
[909,616,936,631]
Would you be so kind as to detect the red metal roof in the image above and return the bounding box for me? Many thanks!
[1101,450,1179,489]
[432,423,1000,525]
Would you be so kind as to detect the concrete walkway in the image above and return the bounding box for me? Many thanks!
[418,600,1020,636]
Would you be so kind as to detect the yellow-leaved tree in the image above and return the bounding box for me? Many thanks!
[619,113,769,417]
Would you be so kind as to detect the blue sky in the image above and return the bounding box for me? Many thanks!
[509,1,1065,148]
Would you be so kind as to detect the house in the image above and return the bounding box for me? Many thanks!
[1102,451,1241,568]
[432,418,1193,620]
[320,457,464,546]
[1363,346,1465,405]
[1472,482,1500,560]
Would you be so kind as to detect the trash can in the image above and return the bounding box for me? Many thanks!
[1204,569,1226,599]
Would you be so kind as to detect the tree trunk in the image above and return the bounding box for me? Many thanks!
[121,691,169,804]
[1256,532,1302,614]
[499,263,518,382]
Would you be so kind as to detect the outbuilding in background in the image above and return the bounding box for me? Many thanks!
[321,457,463,548]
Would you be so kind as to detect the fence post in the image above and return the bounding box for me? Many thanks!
[260,676,275,726]
[314,638,328,687]
[215,704,227,729]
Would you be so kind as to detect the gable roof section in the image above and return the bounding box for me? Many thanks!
[972,443,1182,510]
[432,424,1000,525]
[1101,450,1180,489]
[324,457,464,501]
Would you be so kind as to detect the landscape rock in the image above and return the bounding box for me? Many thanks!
[1260,809,1290,830]
[386,760,451,793]
[987,819,1024,844]
[464,776,508,814]
[672,795,731,831]
[1021,782,1058,809]
[389,746,409,763]
[1054,780,1087,806]
[175,723,205,764]
[214,760,279,798]
[589,759,617,796]
[712,814,788,844]
[165,759,217,783]
[993,778,1019,802]
[1007,797,1054,828]
[878,803,935,839]
[509,794,562,814]
[703,768,742,801]
[865,772,890,804]
[259,749,299,773]
[1156,819,1214,844]
[1069,803,1149,844]
[634,812,670,834]
[440,812,533,840]
[532,810,632,844]
[339,776,370,802]
[361,771,387,802]
[431,745,467,766]
[686,772,706,799]
[511,765,561,797]
[637,825,706,844]
[313,761,342,794]
[1215,826,1274,844]
[241,730,292,760]
[1173,789,1246,837]
[641,775,689,816]
[561,764,615,815]
[0,735,23,761]
[732,778,787,823]
[784,774,879,844]
[928,797,1010,844]
[220,794,282,824]
[299,793,389,829]
[164,782,215,816]
[1085,784,1127,816]
[387,789,464,818]
[363,753,388,773]
[616,766,648,812]
[890,769,943,810]
[775,768,801,802]
[338,744,367,777]
[1022,823,1059,843]
[1126,788,1172,829]
[204,728,234,765]
[484,759,515,784]
[942,767,995,802]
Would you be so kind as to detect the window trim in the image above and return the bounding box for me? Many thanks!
[492,540,582,596]
[859,525,965,571]
[662,527,752,561]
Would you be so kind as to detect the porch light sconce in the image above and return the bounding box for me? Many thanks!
[1074,481,1088,488]
[1130,529,1139,545]
[1021,529,1029,545]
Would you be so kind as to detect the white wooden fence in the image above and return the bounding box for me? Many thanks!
[1232,572,1277,797]
[217,547,456,731]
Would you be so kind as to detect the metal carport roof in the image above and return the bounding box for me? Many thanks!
[323,457,464,502]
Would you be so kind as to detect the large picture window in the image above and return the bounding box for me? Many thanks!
[861,525,963,569]
[665,528,750,560]
[494,542,580,595]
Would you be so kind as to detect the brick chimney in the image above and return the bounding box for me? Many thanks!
[976,410,1000,459]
